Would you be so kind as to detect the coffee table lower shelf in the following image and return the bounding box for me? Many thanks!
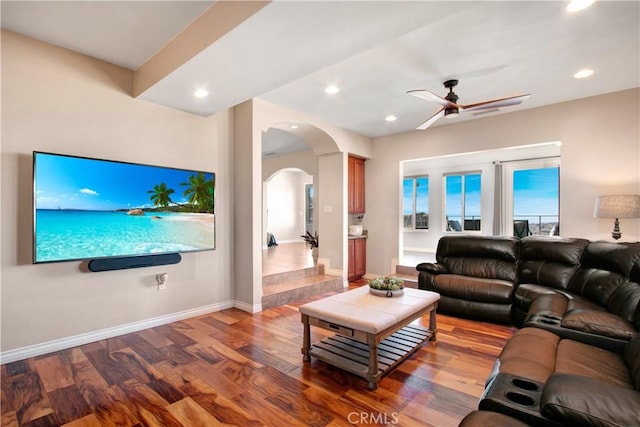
[308,324,433,388]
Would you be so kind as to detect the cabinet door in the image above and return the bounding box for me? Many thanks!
[353,157,365,213]
[354,238,366,277]
[348,156,365,214]
[348,239,355,279]
[348,156,356,213]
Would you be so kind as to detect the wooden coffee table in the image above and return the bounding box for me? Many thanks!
[299,286,440,389]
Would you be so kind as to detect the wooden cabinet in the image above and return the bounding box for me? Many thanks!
[348,156,365,214]
[348,238,366,281]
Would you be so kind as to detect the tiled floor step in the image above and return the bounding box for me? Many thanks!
[263,265,324,287]
[262,272,343,309]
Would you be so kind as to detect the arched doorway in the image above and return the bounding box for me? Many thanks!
[263,167,314,275]
[261,123,318,275]
[260,122,344,308]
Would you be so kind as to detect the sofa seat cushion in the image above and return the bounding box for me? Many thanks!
[562,309,636,340]
[541,374,640,427]
[432,274,514,304]
[555,339,633,389]
[497,327,559,383]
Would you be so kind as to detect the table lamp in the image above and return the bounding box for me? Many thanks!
[594,195,640,240]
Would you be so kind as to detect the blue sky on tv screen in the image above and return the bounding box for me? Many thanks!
[35,153,214,211]
[403,167,559,217]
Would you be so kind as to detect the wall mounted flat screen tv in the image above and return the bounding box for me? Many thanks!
[33,151,215,264]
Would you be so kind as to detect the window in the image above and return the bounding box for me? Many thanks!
[511,164,559,236]
[445,172,481,232]
[403,176,429,229]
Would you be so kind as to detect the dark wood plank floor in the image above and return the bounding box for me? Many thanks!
[1,283,515,427]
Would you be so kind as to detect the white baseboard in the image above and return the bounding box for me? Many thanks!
[1,300,239,364]
[403,247,436,254]
[318,257,344,277]
[234,300,262,313]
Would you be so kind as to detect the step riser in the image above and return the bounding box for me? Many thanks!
[395,265,418,277]
[262,277,343,309]
[263,265,324,287]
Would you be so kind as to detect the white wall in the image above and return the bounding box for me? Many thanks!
[366,89,640,276]
[263,149,318,181]
[265,169,312,243]
[1,31,234,355]
[318,152,346,271]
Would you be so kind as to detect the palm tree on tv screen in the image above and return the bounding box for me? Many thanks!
[147,182,175,209]
[181,173,214,213]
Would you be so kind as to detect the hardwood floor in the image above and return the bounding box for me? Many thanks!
[1,282,515,427]
[262,242,314,276]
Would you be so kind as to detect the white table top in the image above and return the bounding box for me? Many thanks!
[299,286,440,334]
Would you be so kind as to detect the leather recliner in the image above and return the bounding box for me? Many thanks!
[417,235,519,323]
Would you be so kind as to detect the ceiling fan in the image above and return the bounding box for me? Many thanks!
[407,79,530,130]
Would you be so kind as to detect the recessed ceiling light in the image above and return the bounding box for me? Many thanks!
[574,68,594,79]
[290,125,299,129]
[566,0,595,12]
[325,85,340,94]
[194,88,209,98]
[385,115,397,122]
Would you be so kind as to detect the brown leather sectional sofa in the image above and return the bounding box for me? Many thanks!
[417,235,640,349]
[416,235,640,426]
[460,327,640,426]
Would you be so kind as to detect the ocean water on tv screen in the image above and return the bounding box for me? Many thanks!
[35,209,215,262]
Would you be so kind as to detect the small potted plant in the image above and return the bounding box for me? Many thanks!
[300,231,319,262]
[367,276,405,297]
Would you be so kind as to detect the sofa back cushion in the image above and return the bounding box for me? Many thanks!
[633,261,640,330]
[518,236,588,290]
[569,242,640,309]
[606,280,640,328]
[436,236,519,282]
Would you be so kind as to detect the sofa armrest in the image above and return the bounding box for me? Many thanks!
[416,262,448,274]
[541,373,640,426]
[561,309,636,340]
[417,263,448,292]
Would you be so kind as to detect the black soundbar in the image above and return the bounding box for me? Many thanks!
[87,253,181,272]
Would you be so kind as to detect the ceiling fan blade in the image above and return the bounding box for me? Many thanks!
[416,109,445,130]
[407,89,453,107]
[461,94,531,111]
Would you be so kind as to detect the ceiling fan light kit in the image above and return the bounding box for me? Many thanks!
[408,79,530,129]
[445,107,459,118]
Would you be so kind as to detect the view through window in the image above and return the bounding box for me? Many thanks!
[445,173,481,232]
[513,166,559,236]
[403,176,429,229]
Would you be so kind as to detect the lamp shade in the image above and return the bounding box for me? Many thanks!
[594,195,640,218]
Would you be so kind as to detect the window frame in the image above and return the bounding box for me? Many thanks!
[503,158,560,237]
[402,175,429,230]
[443,171,482,233]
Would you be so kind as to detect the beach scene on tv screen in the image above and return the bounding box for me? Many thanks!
[34,153,215,263]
